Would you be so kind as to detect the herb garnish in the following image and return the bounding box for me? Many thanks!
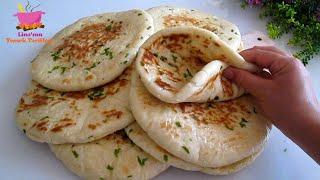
[163,154,168,162]
[127,175,132,178]
[50,49,62,61]
[138,13,142,16]
[99,177,104,180]
[121,60,128,64]
[72,150,79,158]
[171,54,177,62]
[183,68,193,79]
[48,66,68,74]
[102,48,113,59]
[175,121,182,128]
[225,124,234,131]
[137,156,148,166]
[40,116,49,120]
[84,62,100,71]
[106,164,113,171]
[253,107,257,114]
[182,146,190,154]
[168,62,178,69]
[239,118,249,128]
[147,26,151,30]
[152,53,159,57]
[87,88,105,100]
[43,87,52,93]
[60,66,68,74]
[106,24,112,31]
[114,148,121,158]
[125,53,129,58]
[23,129,26,134]
[242,0,320,65]
[186,40,192,44]
[160,56,167,62]
[48,66,59,73]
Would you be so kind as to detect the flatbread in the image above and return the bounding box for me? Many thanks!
[50,130,169,179]
[136,26,256,103]
[16,67,133,144]
[130,71,271,168]
[147,6,241,51]
[32,9,154,91]
[125,122,264,175]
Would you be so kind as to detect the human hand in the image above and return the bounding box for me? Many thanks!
[223,46,320,163]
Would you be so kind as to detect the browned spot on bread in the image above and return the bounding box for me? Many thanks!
[203,39,211,48]
[103,109,123,119]
[50,99,65,106]
[178,103,187,113]
[174,99,249,129]
[221,78,234,97]
[104,67,130,95]
[32,118,49,131]
[62,79,71,84]
[17,95,49,112]
[142,50,159,66]
[51,118,76,132]
[88,122,101,130]
[159,122,179,138]
[88,124,97,130]
[106,79,128,95]
[164,34,189,51]
[85,74,94,80]
[65,91,88,99]
[214,42,220,47]
[158,68,182,82]
[104,131,129,144]
[163,15,218,33]
[55,22,122,60]
[192,74,219,97]
[122,166,129,175]
[155,78,177,92]
[163,15,200,27]
[151,34,189,52]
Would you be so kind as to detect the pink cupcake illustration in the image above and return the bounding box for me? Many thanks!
[14,1,45,31]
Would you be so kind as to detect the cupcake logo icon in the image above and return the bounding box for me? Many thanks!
[14,1,45,31]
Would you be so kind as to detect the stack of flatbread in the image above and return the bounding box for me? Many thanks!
[15,6,273,179]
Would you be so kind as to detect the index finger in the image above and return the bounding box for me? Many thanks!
[240,48,290,72]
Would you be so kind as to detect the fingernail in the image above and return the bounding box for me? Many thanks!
[223,68,234,79]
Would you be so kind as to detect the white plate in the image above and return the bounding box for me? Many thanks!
[0,0,319,179]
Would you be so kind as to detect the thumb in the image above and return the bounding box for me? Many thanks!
[223,67,269,96]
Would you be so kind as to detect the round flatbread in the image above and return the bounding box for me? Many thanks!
[136,26,256,103]
[125,122,264,175]
[16,67,133,144]
[147,6,241,51]
[32,9,154,91]
[130,71,271,168]
[50,130,169,179]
